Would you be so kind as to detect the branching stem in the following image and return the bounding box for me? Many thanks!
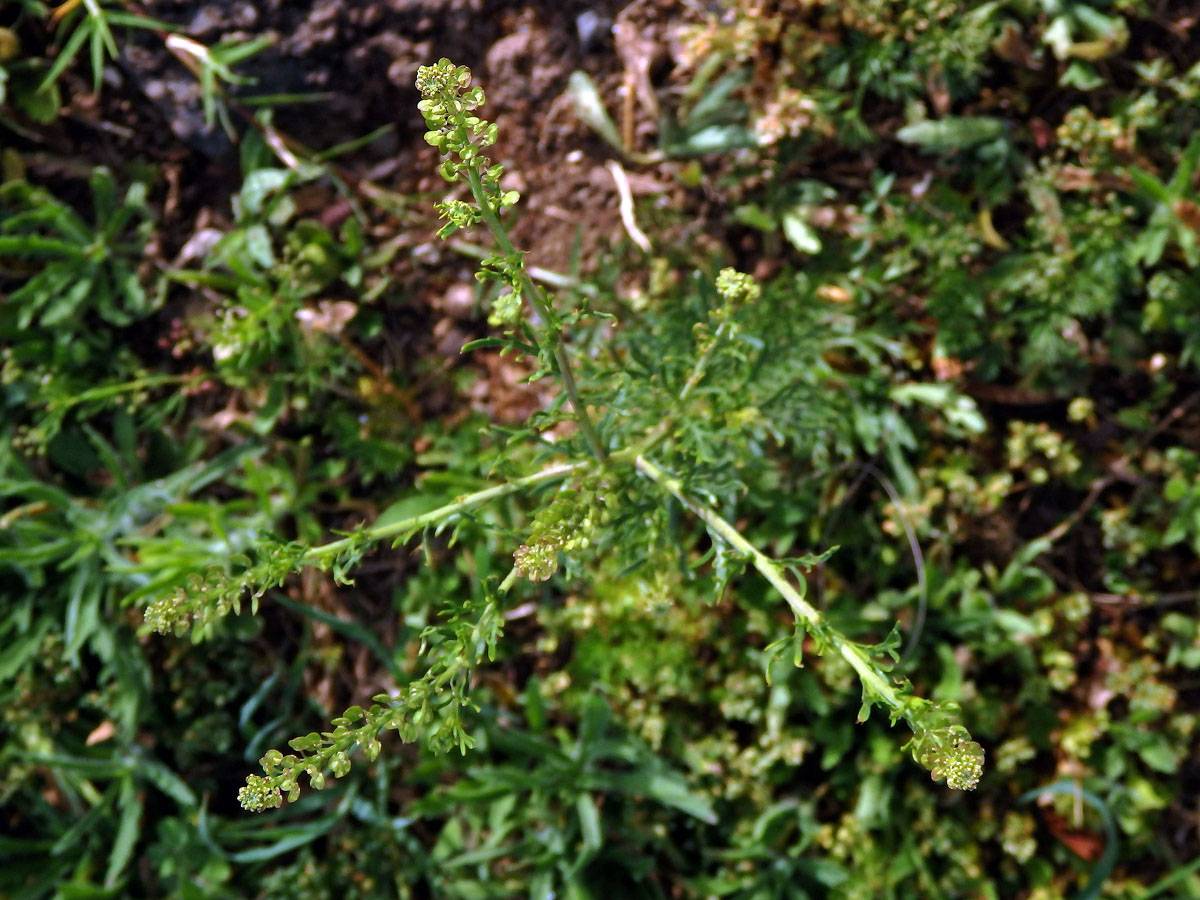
[633,455,904,712]
[303,460,590,565]
[461,161,609,464]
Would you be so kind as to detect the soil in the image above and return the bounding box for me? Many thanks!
[5,0,723,427]
[83,0,704,276]
[0,0,729,439]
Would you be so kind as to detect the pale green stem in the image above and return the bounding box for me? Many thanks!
[458,152,608,464]
[303,461,589,565]
[679,320,731,403]
[626,320,736,463]
[301,443,653,569]
[633,455,904,712]
[49,373,185,414]
[449,239,598,297]
[497,567,520,594]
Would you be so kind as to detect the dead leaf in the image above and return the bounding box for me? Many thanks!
[613,18,660,124]
[992,22,1041,69]
[296,300,358,336]
[932,355,966,380]
[926,67,950,118]
[978,207,1009,249]
[86,721,117,746]
[1173,199,1200,237]
[817,284,852,303]
[1039,808,1106,861]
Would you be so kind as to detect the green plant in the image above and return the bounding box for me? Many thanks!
[139,59,984,819]
[1128,133,1200,268]
[40,0,170,95]
[0,167,155,330]
[11,0,1200,892]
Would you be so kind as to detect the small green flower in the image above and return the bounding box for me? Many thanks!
[513,481,608,582]
[929,738,985,790]
[488,290,523,328]
[514,542,559,581]
[416,60,518,235]
[238,774,283,812]
[904,701,985,790]
[715,267,761,306]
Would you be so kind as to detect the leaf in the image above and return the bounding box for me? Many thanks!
[0,618,52,680]
[1169,133,1200,196]
[895,117,1006,153]
[1019,782,1118,900]
[103,779,141,888]
[731,202,777,233]
[597,770,717,823]
[567,70,624,155]
[664,124,757,158]
[1128,166,1171,204]
[575,792,602,854]
[781,207,822,254]
[375,492,453,531]
[238,169,292,218]
[778,546,839,569]
[15,83,62,124]
[138,757,198,807]
[1060,61,1104,91]
[228,815,341,863]
[687,68,749,128]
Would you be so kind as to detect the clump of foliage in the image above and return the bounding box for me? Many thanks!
[7,1,1200,898]
[197,59,982,815]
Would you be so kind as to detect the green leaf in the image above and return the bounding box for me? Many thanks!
[228,815,341,863]
[1128,166,1171,203]
[781,207,822,254]
[0,618,52,680]
[575,792,602,853]
[138,757,199,807]
[103,778,141,888]
[895,117,1006,153]
[665,124,757,157]
[1169,134,1200,196]
[1060,61,1104,91]
[15,82,61,123]
[566,70,624,155]
[375,492,453,531]
[686,68,749,128]
[597,771,717,823]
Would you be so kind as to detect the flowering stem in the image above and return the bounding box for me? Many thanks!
[303,460,590,565]
[460,149,609,465]
[633,454,904,712]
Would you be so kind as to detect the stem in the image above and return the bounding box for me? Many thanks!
[679,320,730,403]
[633,455,904,712]
[449,239,598,297]
[50,373,185,414]
[303,461,588,565]
[460,164,609,465]
[622,320,736,464]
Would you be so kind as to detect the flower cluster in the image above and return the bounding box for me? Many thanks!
[237,706,387,812]
[715,267,762,307]
[514,481,608,582]
[237,774,283,813]
[432,197,482,238]
[237,591,505,812]
[416,59,519,234]
[476,250,529,329]
[142,541,310,638]
[904,702,985,790]
[924,736,986,790]
[693,267,761,356]
[487,290,522,328]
